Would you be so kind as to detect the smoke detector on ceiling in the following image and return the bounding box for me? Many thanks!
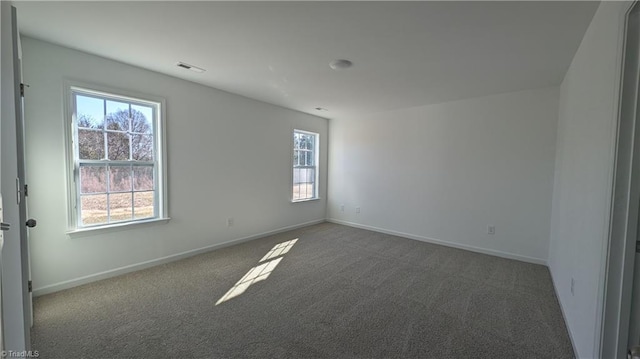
[176,62,206,73]
[329,59,353,70]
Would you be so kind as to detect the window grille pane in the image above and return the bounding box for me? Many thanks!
[307,135,314,150]
[133,166,154,191]
[81,194,108,225]
[78,129,105,160]
[80,165,107,194]
[110,192,133,222]
[134,191,154,219]
[294,133,300,149]
[107,132,130,160]
[106,100,130,131]
[76,95,104,129]
[301,168,315,184]
[131,134,153,161]
[293,183,302,201]
[293,167,300,185]
[310,168,316,183]
[131,105,153,134]
[109,165,132,192]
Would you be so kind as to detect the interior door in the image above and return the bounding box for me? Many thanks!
[11,6,35,329]
[10,5,35,332]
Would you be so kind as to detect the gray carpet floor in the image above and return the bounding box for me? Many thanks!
[31,222,574,358]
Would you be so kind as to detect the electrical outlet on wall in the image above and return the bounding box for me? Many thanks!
[355,207,361,214]
[340,204,345,212]
[227,217,234,227]
[487,225,495,235]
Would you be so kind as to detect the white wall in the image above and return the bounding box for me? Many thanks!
[21,37,328,294]
[328,87,559,263]
[548,2,631,358]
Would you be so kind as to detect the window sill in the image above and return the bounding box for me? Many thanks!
[66,217,171,237]
[291,197,321,203]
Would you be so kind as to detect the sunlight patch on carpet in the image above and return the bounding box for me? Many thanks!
[260,238,298,262]
[216,238,298,305]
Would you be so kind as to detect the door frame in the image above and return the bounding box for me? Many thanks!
[601,1,640,358]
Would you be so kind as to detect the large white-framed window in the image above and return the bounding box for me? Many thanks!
[292,129,319,202]
[65,83,168,230]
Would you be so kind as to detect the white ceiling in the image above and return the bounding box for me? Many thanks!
[15,1,598,119]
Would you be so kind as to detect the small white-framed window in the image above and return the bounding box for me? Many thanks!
[65,83,167,229]
[292,129,319,202]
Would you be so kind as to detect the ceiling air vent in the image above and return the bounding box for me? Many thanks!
[176,62,206,73]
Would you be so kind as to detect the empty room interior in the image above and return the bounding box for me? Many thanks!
[1,1,640,358]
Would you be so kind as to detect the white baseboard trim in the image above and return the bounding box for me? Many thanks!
[548,266,580,358]
[327,218,547,266]
[33,219,326,297]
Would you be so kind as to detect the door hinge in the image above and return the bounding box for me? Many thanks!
[28,280,32,293]
[24,184,28,197]
[19,83,29,97]
[16,178,21,205]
